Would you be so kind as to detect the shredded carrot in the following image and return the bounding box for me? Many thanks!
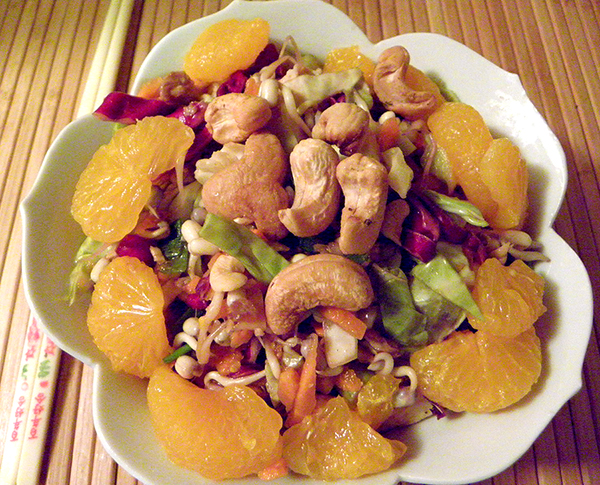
[336,368,364,393]
[182,275,201,294]
[211,347,243,375]
[258,458,289,481]
[244,76,260,96]
[278,367,300,411]
[319,306,367,339]
[230,329,253,348]
[215,299,229,320]
[250,227,269,242]
[377,116,402,152]
[285,336,318,427]
[205,252,222,271]
[136,76,163,99]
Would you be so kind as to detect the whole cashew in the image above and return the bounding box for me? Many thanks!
[312,103,370,155]
[265,254,374,335]
[205,93,272,144]
[201,132,290,240]
[278,138,341,237]
[336,153,389,255]
[373,46,437,121]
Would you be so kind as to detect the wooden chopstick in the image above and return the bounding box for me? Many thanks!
[77,0,135,117]
[0,1,135,483]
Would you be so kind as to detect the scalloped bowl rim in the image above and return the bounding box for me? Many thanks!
[21,1,593,484]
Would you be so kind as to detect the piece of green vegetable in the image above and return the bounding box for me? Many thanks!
[157,219,189,275]
[371,264,428,349]
[411,254,482,319]
[424,190,488,227]
[410,277,465,343]
[199,213,289,283]
[66,237,107,304]
[163,344,193,364]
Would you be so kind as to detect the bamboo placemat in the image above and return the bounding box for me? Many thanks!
[0,1,598,484]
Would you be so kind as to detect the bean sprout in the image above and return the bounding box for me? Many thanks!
[257,335,281,379]
[392,365,419,408]
[316,366,344,377]
[280,84,312,136]
[196,320,227,365]
[173,332,198,351]
[175,355,203,379]
[182,317,200,337]
[368,352,395,375]
[90,257,110,283]
[204,370,266,389]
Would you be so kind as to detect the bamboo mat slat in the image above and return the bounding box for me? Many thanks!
[1,1,599,485]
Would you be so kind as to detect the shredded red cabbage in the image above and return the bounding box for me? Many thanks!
[401,195,440,262]
[167,101,207,130]
[115,234,155,266]
[94,92,177,124]
[178,277,210,310]
[217,70,249,96]
[462,232,488,269]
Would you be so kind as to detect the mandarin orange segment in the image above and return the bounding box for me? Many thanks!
[86,256,171,378]
[427,102,497,219]
[479,137,529,229]
[323,45,376,85]
[183,18,270,84]
[283,397,406,480]
[71,116,194,243]
[410,327,542,413]
[147,366,283,480]
[356,374,400,430]
[471,258,546,337]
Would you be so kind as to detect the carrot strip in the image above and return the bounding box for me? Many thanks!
[244,76,260,96]
[278,367,300,412]
[182,275,201,294]
[377,116,401,152]
[230,329,253,348]
[319,306,367,339]
[136,76,162,99]
[285,335,318,427]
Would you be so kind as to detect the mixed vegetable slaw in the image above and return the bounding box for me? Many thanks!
[68,18,548,480]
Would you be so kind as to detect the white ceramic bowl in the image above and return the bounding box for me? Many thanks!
[21,1,593,484]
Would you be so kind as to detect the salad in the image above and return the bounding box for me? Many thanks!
[68,17,548,481]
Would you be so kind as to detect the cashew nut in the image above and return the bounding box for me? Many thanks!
[264,254,374,335]
[205,93,272,144]
[373,46,437,121]
[201,132,290,240]
[278,138,341,237]
[209,253,248,292]
[336,153,389,255]
[312,103,370,155]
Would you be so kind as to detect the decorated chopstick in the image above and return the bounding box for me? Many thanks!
[1,0,136,483]
[0,317,44,485]
[15,334,61,485]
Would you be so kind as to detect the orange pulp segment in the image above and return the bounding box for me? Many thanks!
[86,256,171,378]
[410,327,542,413]
[147,365,283,480]
[183,18,270,84]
